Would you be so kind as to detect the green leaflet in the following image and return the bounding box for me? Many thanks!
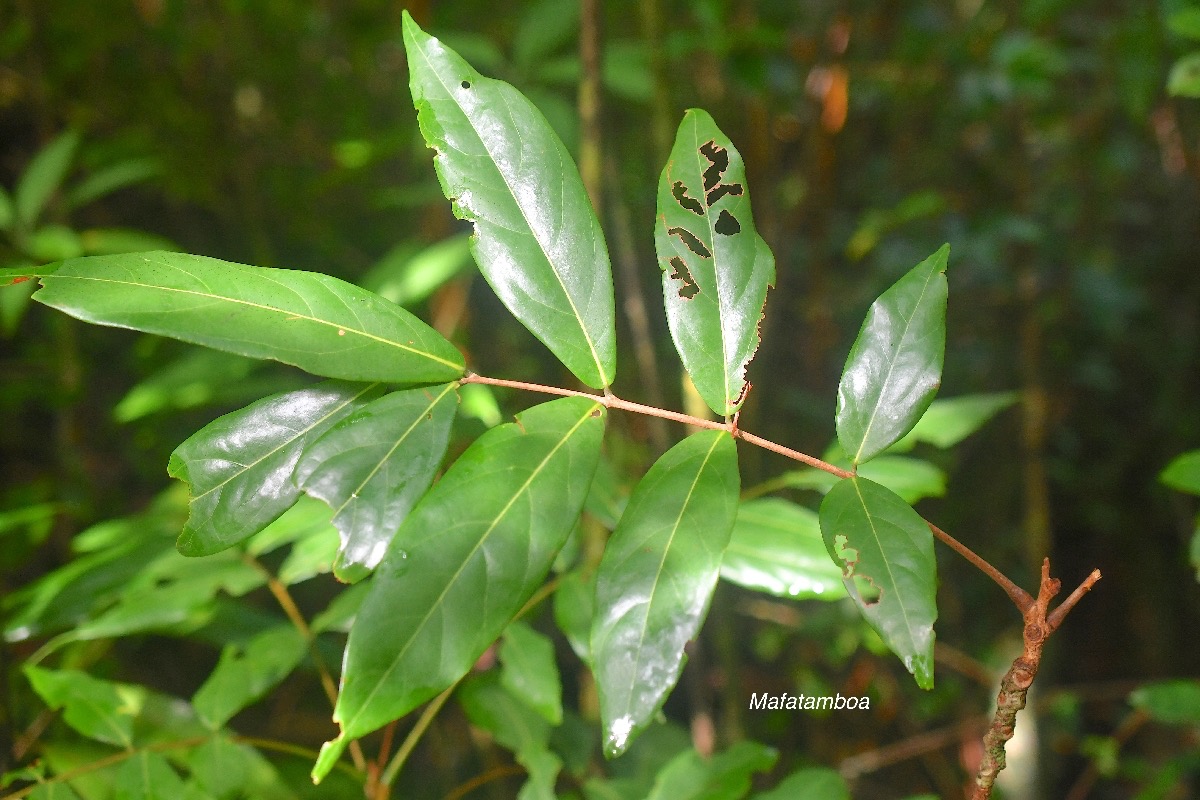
[646,741,777,800]
[318,396,604,777]
[15,130,79,229]
[720,498,847,600]
[499,620,564,725]
[24,666,139,748]
[752,767,851,800]
[403,13,617,389]
[836,245,949,465]
[1129,680,1200,725]
[192,625,308,730]
[296,383,458,583]
[459,673,562,800]
[819,477,937,689]
[114,751,188,800]
[889,392,1018,452]
[170,382,380,556]
[591,430,739,757]
[1161,450,1200,496]
[655,110,774,416]
[31,252,465,383]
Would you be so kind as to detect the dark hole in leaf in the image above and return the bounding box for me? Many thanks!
[590,407,602,418]
[714,210,741,235]
[671,181,705,216]
[669,257,700,299]
[461,80,471,89]
[667,226,712,258]
[699,141,729,192]
[706,182,743,207]
[834,534,881,606]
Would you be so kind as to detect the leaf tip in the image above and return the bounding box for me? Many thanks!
[311,734,348,784]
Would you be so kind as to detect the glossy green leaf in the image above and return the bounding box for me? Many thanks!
[1168,53,1200,98]
[655,109,774,416]
[25,666,139,747]
[753,767,850,800]
[1129,680,1200,725]
[15,130,79,228]
[170,382,378,556]
[591,431,739,757]
[459,673,562,800]
[115,751,187,800]
[296,383,457,583]
[819,477,937,688]
[360,234,474,307]
[32,252,465,383]
[322,397,604,768]
[403,13,616,388]
[1161,450,1200,496]
[720,499,847,600]
[646,741,777,800]
[836,245,949,465]
[193,625,308,730]
[500,620,563,725]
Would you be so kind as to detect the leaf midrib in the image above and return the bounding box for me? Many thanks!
[851,479,918,647]
[41,268,464,371]
[340,402,600,735]
[414,40,610,387]
[852,265,941,463]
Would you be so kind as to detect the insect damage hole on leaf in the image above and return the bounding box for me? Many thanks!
[671,181,705,215]
[699,140,744,206]
[714,210,741,236]
[460,80,471,89]
[669,257,700,299]
[667,226,712,258]
[833,533,881,606]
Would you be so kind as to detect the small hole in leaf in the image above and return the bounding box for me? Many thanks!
[461,80,471,89]
[699,141,729,192]
[590,407,602,418]
[668,257,700,299]
[714,210,741,235]
[706,182,743,207]
[667,226,712,258]
[671,181,705,215]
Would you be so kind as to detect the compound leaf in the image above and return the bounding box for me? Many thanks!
[819,477,937,689]
[296,383,458,583]
[591,430,739,757]
[404,13,616,388]
[170,382,379,556]
[32,252,464,383]
[836,245,949,465]
[655,110,774,416]
[320,397,604,774]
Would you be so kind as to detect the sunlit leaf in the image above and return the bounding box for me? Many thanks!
[296,384,457,583]
[1129,680,1200,725]
[170,382,379,556]
[403,13,616,388]
[646,741,777,800]
[591,431,739,757]
[752,767,850,800]
[720,499,847,600]
[890,392,1018,451]
[655,110,774,416]
[360,234,474,307]
[836,245,949,465]
[1168,53,1200,98]
[500,620,563,725]
[15,130,79,228]
[32,252,465,383]
[1160,450,1200,496]
[819,477,937,688]
[193,626,309,730]
[320,397,604,774]
[25,666,139,747]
